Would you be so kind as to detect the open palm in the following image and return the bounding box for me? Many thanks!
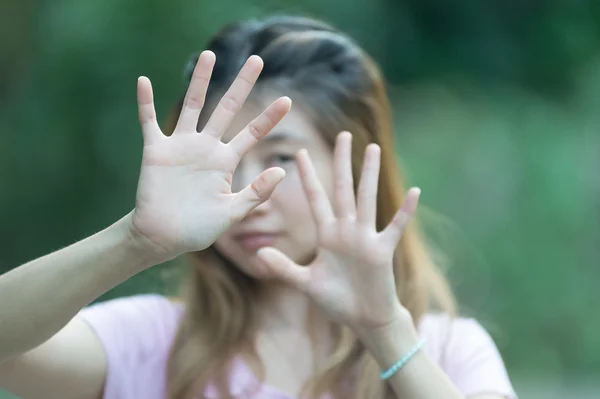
[129,51,291,262]
[257,133,420,329]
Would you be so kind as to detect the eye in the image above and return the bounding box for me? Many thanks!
[266,153,296,167]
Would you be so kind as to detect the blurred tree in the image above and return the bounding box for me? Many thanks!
[1,0,599,391]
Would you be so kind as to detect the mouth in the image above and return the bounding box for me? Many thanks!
[234,232,279,252]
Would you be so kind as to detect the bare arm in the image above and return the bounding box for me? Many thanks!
[256,134,515,399]
[358,316,510,399]
[0,213,154,399]
[0,51,290,399]
[358,317,468,399]
[0,213,149,364]
[0,318,108,399]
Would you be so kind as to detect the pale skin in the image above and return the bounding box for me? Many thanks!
[253,136,502,399]
[0,50,506,399]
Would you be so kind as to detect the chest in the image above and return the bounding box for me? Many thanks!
[245,333,331,398]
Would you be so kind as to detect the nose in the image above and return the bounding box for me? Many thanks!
[232,161,264,193]
[233,162,273,218]
[244,198,271,218]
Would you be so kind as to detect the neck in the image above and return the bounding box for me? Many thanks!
[253,281,335,369]
[257,281,330,333]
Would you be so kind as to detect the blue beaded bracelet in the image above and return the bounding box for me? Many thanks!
[379,339,426,380]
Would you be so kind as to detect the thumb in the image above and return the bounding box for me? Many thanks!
[257,247,310,290]
[232,167,285,220]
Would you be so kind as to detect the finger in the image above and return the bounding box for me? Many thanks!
[174,51,216,134]
[137,76,162,145]
[297,149,335,226]
[256,247,310,290]
[380,187,421,246]
[333,132,356,219]
[228,97,291,157]
[202,55,263,138]
[356,143,381,228]
[231,167,286,221]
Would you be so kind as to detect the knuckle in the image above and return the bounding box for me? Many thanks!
[251,183,262,199]
[186,94,205,109]
[237,73,255,86]
[220,95,240,113]
[139,111,156,125]
[251,175,267,199]
[263,108,278,127]
[247,122,262,138]
[192,73,210,85]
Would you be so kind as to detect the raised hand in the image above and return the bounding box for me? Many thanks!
[129,51,291,262]
[257,132,420,330]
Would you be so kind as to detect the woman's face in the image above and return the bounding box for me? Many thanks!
[214,93,334,278]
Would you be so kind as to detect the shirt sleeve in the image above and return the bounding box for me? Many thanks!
[76,294,181,399]
[440,317,518,399]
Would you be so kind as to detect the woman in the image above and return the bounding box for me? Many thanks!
[0,16,517,399]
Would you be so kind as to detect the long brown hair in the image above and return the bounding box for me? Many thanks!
[164,15,457,399]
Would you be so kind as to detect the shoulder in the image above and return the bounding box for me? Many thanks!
[81,293,183,315]
[76,294,185,398]
[77,294,184,357]
[418,313,495,349]
[418,313,517,398]
[79,293,183,326]
[417,312,504,367]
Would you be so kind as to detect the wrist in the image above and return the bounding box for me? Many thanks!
[354,303,413,341]
[111,212,173,270]
[355,308,422,371]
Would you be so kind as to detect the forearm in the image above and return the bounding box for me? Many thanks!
[0,212,157,362]
[357,310,464,399]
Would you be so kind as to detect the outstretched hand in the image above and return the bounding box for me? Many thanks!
[257,132,420,330]
[129,51,291,262]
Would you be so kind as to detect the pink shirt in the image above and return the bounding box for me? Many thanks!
[78,294,517,399]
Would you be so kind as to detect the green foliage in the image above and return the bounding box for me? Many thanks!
[1,0,598,393]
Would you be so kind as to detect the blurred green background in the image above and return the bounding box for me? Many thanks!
[1,0,598,398]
